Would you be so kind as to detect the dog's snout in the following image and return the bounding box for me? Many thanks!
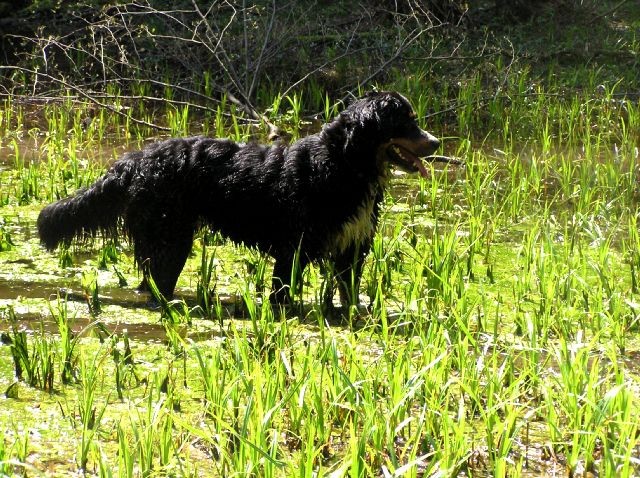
[422,129,440,152]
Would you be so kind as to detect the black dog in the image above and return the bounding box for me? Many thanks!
[38,91,440,306]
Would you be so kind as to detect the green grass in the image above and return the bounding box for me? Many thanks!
[0,69,640,476]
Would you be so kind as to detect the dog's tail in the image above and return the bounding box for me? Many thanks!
[37,156,139,250]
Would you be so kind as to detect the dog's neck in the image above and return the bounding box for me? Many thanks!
[320,117,386,181]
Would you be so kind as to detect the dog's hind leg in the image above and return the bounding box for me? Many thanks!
[127,209,196,299]
[134,232,194,299]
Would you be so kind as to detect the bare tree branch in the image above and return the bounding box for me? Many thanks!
[0,65,171,132]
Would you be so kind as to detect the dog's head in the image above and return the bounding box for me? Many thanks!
[337,91,441,177]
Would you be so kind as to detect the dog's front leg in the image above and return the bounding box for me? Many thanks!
[334,243,369,309]
[318,259,361,322]
[269,253,307,306]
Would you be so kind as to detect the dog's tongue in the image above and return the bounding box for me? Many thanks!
[414,158,429,178]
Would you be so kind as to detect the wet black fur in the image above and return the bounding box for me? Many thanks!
[37,92,439,306]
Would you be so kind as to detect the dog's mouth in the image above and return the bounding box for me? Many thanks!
[384,133,440,178]
[386,143,429,177]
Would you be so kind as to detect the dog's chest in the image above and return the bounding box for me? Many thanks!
[331,182,384,255]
